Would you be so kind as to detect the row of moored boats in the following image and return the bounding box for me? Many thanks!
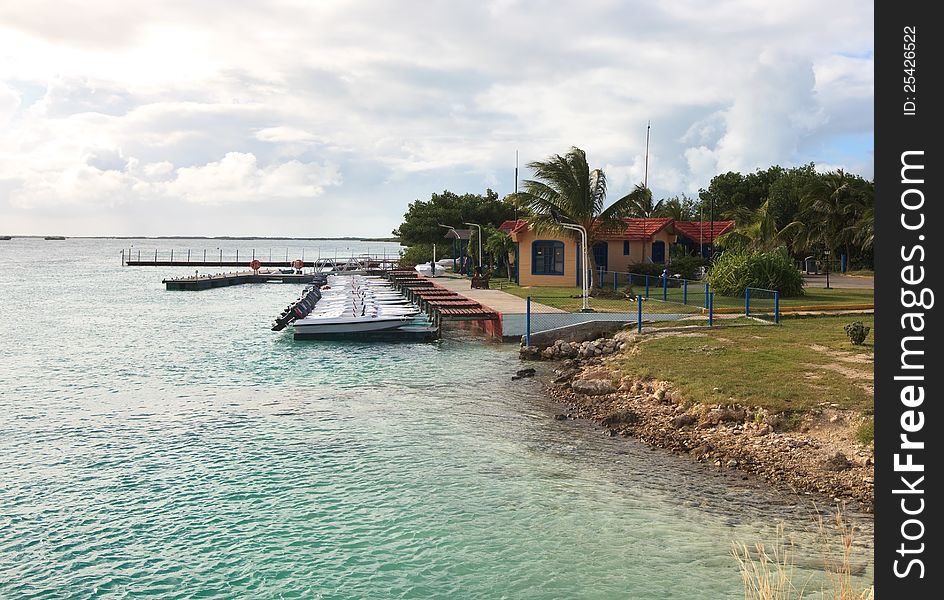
[290,275,428,338]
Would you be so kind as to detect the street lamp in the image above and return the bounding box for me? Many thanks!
[464,222,482,268]
[824,248,831,289]
[439,224,460,272]
[546,209,590,312]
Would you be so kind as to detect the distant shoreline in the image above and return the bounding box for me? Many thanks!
[1,236,401,242]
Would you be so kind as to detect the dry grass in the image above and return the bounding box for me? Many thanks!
[732,509,873,600]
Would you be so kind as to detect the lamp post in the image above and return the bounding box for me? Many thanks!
[439,224,459,272]
[824,248,831,289]
[464,222,482,268]
[545,210,590,312]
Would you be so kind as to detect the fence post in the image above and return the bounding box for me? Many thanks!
[170,249,174,263]
[525,296,532,347]
[663,274,667,301]
[236,249,239,263]
[683,279,688,305]
[188,249,191,262]
[774,291,780,324]
[637,295,643,334]
[745,288,751,318]
[613,271,617,289]
[645,275,649,298]
[704,283,709,308]
[154,249,158,262]
[708,292,714,327]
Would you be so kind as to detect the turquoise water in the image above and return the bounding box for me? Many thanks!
[0,238,871,598]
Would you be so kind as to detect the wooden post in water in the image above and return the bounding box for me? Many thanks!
[188,249,191,262]
[170,249,174,262]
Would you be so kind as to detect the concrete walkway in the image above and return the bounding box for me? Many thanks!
[803,273,874,289]
[431,276,564,315]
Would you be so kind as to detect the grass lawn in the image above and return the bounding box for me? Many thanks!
[498,282,873,313]
[614,314,874,417]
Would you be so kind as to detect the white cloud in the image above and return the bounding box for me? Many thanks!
[166,152,341,204]
[0,0,873,235]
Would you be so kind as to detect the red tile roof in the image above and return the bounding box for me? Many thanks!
[672,220,736,244]
[499,219,529,234]
[605,218,674,240]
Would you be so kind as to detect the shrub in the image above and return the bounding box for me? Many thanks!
[706,248,804,297]
[667,255,707,279]
[844,321,871,345]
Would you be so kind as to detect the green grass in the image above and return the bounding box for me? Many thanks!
[499,282,873,313]
[614,314,874,417]
[855,418,874,445]
[844,269,874,277]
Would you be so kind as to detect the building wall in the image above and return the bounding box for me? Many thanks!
[511,228,676,287]
[513,229,580,287]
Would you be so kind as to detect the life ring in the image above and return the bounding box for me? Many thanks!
[250,259,262,270]
[292,259,304,269]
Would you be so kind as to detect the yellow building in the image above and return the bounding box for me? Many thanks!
[499,218,733,287]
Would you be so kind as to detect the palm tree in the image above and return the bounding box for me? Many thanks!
[485,228,516,280]
[511,146,651,288]
[626,189,664,218]
[783,169,869,262]
[715,200,782,251]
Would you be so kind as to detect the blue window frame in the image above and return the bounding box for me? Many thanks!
[532,240,565,275]
[623,240,630,255]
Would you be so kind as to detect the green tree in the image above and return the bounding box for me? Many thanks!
[783,169,872,263]
[511,146,650,288]
[484,227,516,279]
[393,189,517,247]
[655,194,698,220]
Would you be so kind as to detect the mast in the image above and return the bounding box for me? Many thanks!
[644,120,651,189]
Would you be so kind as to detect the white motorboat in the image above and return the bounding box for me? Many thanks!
[293,314,415,335]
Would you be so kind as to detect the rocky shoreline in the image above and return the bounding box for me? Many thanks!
[519,334,875,512]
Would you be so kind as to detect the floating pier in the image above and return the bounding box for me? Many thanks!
[163,271,316,290]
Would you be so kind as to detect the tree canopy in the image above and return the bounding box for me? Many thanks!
[392,189,518,247]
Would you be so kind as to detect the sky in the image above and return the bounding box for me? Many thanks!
[0,0,874,237]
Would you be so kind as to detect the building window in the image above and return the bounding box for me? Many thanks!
[532,240,564,275]
[623,240,630,256]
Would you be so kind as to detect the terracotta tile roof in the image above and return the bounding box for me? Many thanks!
[672,220,736,244]
[498,219,529,234]
[604,218,674,240]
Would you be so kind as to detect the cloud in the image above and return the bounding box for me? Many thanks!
[166,152,341,204]
[0,0,873,235]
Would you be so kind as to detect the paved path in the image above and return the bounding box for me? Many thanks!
[803,273,874,289]
[431,276,564,315]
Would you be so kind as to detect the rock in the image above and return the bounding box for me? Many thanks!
[601,409,640,427]
[764,412,786,430]
[753,425,772,437]
[511,368,536,380]
[671,414,697,428]
[727,459,738,468]
[554,414,568,421]
[654,388,666,402]
[552,368,579,384]
[571,379,617,396]
[823,452,854,471]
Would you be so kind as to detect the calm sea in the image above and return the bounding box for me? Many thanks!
[0,238,871,598]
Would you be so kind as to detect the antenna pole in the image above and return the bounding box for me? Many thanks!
[644,120,651,189]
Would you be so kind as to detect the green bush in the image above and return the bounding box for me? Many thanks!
[706,248,804,297]
[667,255,707,279]
[844,321,871,345]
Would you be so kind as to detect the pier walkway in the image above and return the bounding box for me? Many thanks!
[163,271,316,290]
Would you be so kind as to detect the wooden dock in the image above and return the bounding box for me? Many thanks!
[385,271,501,336]
[123,248,399,270]
[163,271,317,290]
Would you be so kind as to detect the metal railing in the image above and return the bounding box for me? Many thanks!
[745,287,780,324]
